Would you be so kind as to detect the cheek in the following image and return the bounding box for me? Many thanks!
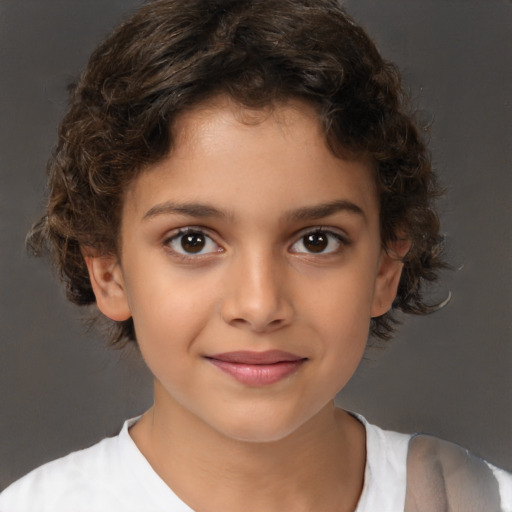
[315,312,369,398]
[124,266,221,347]
[303,265,377,326]
[320,302,370,367]
[303,266,375,374]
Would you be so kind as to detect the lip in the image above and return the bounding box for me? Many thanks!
[205,350,307,387]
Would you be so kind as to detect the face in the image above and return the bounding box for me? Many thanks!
[87,98,404,443]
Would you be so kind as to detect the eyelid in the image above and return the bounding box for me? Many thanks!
[162,226,224,259]
[291,225,350,243]
[162,225,218,240]
[288,226,351,254]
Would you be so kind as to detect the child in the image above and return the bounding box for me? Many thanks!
[1,0,510,510]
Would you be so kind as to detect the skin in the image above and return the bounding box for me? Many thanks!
[85,97,406,511]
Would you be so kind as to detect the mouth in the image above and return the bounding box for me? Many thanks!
[205,350,308,387]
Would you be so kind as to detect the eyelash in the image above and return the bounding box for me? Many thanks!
[289,228,350,256]
[163,226,350,260]
[163,227,223,261]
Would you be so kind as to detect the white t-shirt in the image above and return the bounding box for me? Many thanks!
[1,415,511,512]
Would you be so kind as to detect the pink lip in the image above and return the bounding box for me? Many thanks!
[206,350,307,387]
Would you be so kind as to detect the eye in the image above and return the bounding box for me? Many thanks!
[165,229,221,257]
[290,229,346,255]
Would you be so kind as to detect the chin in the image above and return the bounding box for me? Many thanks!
[219,423,297,444]
[210,407,312,444]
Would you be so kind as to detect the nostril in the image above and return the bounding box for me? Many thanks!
[220,277,293,332]
[227,316,286,333]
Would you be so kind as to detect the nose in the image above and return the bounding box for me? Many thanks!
[220,250,293,333]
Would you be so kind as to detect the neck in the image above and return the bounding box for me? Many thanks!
[130,382,366,512]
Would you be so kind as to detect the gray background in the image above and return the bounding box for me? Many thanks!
[0,0,510,490]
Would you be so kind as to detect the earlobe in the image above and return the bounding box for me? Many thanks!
[370,239,411,318]
[82,248,132,322]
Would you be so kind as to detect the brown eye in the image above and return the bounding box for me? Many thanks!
[181,233,205,253]
[166,229,221,257]
[303,233,328,253]
[290,229,345,255]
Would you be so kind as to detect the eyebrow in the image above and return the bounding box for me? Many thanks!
[142,201,227,221]
[142,199,365,222]
[286,199,366,222]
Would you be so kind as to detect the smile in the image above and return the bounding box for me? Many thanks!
[205,350,308,387]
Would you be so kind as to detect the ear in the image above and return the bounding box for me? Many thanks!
[371,238,411,318]
[82,247,132,322]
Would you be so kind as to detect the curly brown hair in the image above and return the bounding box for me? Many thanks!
[27,0,445,346]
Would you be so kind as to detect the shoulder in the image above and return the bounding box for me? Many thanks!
[404,434,512,512]
[0,418,189,512]
[0,435,124,512]
[354,415,512,512]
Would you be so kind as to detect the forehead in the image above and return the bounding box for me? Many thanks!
[170,97,324,159]
[123,97,378,224]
